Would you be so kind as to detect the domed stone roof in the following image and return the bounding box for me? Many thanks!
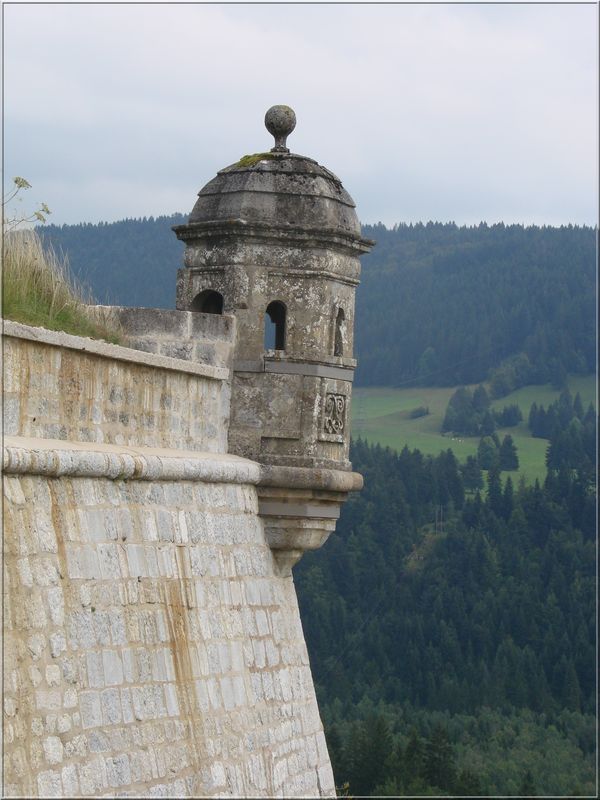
[186,106,362,238]
[188,154,361,236]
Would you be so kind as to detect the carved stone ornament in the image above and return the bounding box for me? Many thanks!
[323,393,346,435]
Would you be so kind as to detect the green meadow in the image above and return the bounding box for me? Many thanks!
[351,375,596,484]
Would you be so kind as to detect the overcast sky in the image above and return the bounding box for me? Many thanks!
[3,2,598,227]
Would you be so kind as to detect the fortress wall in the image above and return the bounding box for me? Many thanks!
[2,323,336,799]
[3,321,232,454]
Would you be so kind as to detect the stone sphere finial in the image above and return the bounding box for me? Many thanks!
[265,105,296,153]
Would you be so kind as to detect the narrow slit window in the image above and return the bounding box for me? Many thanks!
[190,290,224,315]
[264,301,286,351]
[334,308,345,356]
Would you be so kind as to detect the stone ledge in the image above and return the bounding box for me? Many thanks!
[3,436,260,484]
[173,219,373,258]
[98,305,235,341]
[258,500,341,520]
[3,320,229,381]
[258,464,363,493]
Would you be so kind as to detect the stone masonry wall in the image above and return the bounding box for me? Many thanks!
[3,321,230,454]
[102,307,235,372]
[2,323,336,798]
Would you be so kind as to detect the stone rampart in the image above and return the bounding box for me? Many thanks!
[3,320,231,454]
[2,322,336,798]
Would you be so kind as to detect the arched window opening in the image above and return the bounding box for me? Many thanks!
[264,301,286,351]
[334,307,345,356]
[190,290,224,315]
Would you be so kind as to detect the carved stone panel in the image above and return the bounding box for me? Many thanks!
[320,392,346,443]
[324,394,345,434]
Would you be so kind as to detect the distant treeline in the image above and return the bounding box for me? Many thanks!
[441,383,523,436]
[40,214,187,310]
[357,221,595,387]
[39,218,596,388]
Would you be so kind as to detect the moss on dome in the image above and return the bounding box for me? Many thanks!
[234,152,277,168]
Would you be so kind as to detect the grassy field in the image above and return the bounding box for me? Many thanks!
[351,375,596,485]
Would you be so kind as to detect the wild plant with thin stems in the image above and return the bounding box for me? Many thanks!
[2,176,51,232]
[2,179,120,341]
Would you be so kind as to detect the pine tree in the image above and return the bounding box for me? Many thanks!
[583,402,596,426]
[403,727,425,786]
[325,723,345,785]
[544,405,559,438]
[557,388,574,427]
[461,455,484,491]
[472,384,490,412]
[442,386,473,434]
[454,768,484,796]
[487,464,503,517]
[530,404,548,437]
[519,769,536,796]
[343,722,364,795]
[480,410,496,436]
[346,715,393,796]
[528,401,539,431]
[499,434,519,470]
[423,724,456,791]
[562,659,581,711]
[502,476,514,520]
[477,436,498,470]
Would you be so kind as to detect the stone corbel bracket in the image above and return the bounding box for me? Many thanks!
[257,465,363,576]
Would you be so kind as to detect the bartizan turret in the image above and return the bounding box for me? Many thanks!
[174,106,374,574]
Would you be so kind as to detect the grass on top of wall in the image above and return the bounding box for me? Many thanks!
[2,229,121,343]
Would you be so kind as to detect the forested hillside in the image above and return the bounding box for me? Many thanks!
[39,219,596,389]
[357,222,595,388]
[40,215,186,310]
[294,429,596,795]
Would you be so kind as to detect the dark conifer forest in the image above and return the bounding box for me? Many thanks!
[356,222,595,388]
[295,431,596,795]
[38,216,597,795]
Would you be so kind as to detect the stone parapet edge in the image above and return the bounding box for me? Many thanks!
[3,436,260,484]
[3,320,229,381]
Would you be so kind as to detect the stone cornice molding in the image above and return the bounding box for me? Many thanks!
[3,436,260,485]
[182,263,361,288]
[173,219,374,257]
[258,464,363,493]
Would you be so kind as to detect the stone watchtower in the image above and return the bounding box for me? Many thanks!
[174,106,374,573]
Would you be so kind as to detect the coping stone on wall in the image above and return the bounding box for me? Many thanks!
[103,305,235,341]
[3,320,229,381]
[3,435,261,485]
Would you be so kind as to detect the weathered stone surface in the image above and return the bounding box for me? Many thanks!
[3,468,336,797]
[174,108,373,475]
[172,108,373,578]
[3,326,230,454]
[265,104,296,152]
[2,105,373,798]
[100,306,236,372]
[3,436,261,485]
[3,320,229,380]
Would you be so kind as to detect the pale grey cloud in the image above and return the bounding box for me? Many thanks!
[4,2,597,226]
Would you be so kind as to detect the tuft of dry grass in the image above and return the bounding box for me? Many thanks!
[2,228,121,342]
